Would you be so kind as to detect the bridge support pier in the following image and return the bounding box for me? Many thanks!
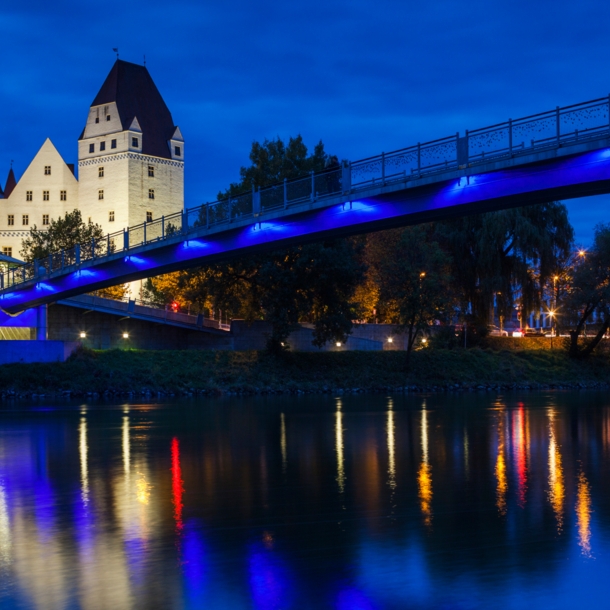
[36,305,48,341]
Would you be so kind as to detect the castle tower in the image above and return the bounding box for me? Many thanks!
[77,60,184,236]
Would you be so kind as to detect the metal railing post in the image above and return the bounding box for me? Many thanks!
[556,106,560,144]
[181,210,188,234]
[509,119,513,156]
[107,234,110,254]
[283,178,287,209]
[123,229,129,251]
[417,143,421,175]
[311,171,315,202]
[342,161,351,193]
[91,239,95,259]
[381,152,385,185]
[75,243,81,265]
[143,221,147,244]
[0,273,3,289]
[162,215,165,239]
[206,204,209,229]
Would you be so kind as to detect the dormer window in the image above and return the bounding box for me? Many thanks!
[106,115,111,121]
[95,117,99,123]
[175,146,181,156]
[44,166,51,175]
[132,137,139,147]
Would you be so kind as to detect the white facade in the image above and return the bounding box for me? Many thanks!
[0,139,79,259]
[0,60,184,268]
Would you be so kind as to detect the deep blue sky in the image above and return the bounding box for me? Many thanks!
[1,0,608,245]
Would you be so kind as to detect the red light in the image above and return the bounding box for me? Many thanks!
[170,301,180,313]
[171,437,183,531]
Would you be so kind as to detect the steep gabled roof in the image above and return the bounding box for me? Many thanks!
[87,59,177,159]
[3,168,16,198]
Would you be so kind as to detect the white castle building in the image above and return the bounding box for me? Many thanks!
[0,59,184,267]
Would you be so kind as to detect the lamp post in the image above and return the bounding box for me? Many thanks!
[549,310,555,348]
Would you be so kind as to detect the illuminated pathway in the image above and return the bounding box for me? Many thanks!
[3,96,610,313]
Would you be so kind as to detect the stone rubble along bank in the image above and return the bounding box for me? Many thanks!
[2,380,609,401]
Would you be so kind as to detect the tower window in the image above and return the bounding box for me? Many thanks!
[44,166,51,175]
[100,141,106,152]
[98,190,104,200]
[132,137,139,147]
[146,211,153,222]
[148,189,155,200]
[26,191,32,201]
[60,190,67,201]
[89,143,95,153]
[42,215,49,226]
[99,166,104,178]
[109,211,115,222]
[43,191,49,201]
[2,247,12,257]
[22,215,29,226]
[111,139,117,149]
[148,165,154,177]
[175,146,181,156]
[7,215,14,226]
[106,115,111,121]
[95,117,99,123]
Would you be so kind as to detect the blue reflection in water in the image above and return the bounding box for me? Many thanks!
[182,519,208,605]
[335,586,377,610]
[248,540,293,610]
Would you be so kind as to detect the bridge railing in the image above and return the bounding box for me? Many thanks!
[3,95,610,292]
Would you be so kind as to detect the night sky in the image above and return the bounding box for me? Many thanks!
[1,0,608,245]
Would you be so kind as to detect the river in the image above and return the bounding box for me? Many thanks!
[0,391,609,609]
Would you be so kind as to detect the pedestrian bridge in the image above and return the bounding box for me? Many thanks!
[3,95,610,314]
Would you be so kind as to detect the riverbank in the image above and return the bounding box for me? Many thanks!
[0,346,609,399]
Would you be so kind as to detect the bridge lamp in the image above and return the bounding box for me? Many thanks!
[387,337,393,343]
[336,342,342,347]
[579,249,586,258]
[122,332,129,339]
[79,332,86,338]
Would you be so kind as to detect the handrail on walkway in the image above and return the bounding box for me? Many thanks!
[2,95,610,290]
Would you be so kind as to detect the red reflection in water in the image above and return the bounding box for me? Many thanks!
[171,437,184,531]
[513,406,528,507]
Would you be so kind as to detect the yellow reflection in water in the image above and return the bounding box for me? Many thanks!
[280,413,287,473]
[122,416,130,475]
[387,400,396,490]
[495,413,507,516]
[136,472,151,505]
[335,399,345,493]
[547,410,565,533]
[79,417,89,506]
[0,481,10,565]
[418,402,432,526]
[576,470,593,557]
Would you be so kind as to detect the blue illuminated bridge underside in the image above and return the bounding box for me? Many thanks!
[2,132,610,314]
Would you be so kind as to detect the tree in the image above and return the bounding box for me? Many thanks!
[365,225,454,361]
[146,136,364,352]
[21,209,127,300]
[21,209,105,262]
[434,202,574,327]
[561,224,610,358]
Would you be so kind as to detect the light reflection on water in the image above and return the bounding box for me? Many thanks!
[0,392,609,608]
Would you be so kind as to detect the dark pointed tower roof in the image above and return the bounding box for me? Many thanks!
[85,59,177,159]
[3,168,16,198]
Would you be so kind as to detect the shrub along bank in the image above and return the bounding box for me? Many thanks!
[0,347,609,399]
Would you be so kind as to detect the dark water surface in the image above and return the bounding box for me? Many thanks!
[0,392,609,609]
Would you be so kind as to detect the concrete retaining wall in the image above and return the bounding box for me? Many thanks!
[0,340,79,364]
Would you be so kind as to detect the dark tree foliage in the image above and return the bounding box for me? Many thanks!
[146,136,364,352]
[561,224,610,358]
[365,225,454,361]
[21,209,105,263]
[434,202,574,327]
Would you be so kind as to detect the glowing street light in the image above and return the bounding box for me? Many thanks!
[79,332,86,339]
[122,332,129,339]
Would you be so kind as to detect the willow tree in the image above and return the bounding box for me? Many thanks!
[434,202,574,327]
